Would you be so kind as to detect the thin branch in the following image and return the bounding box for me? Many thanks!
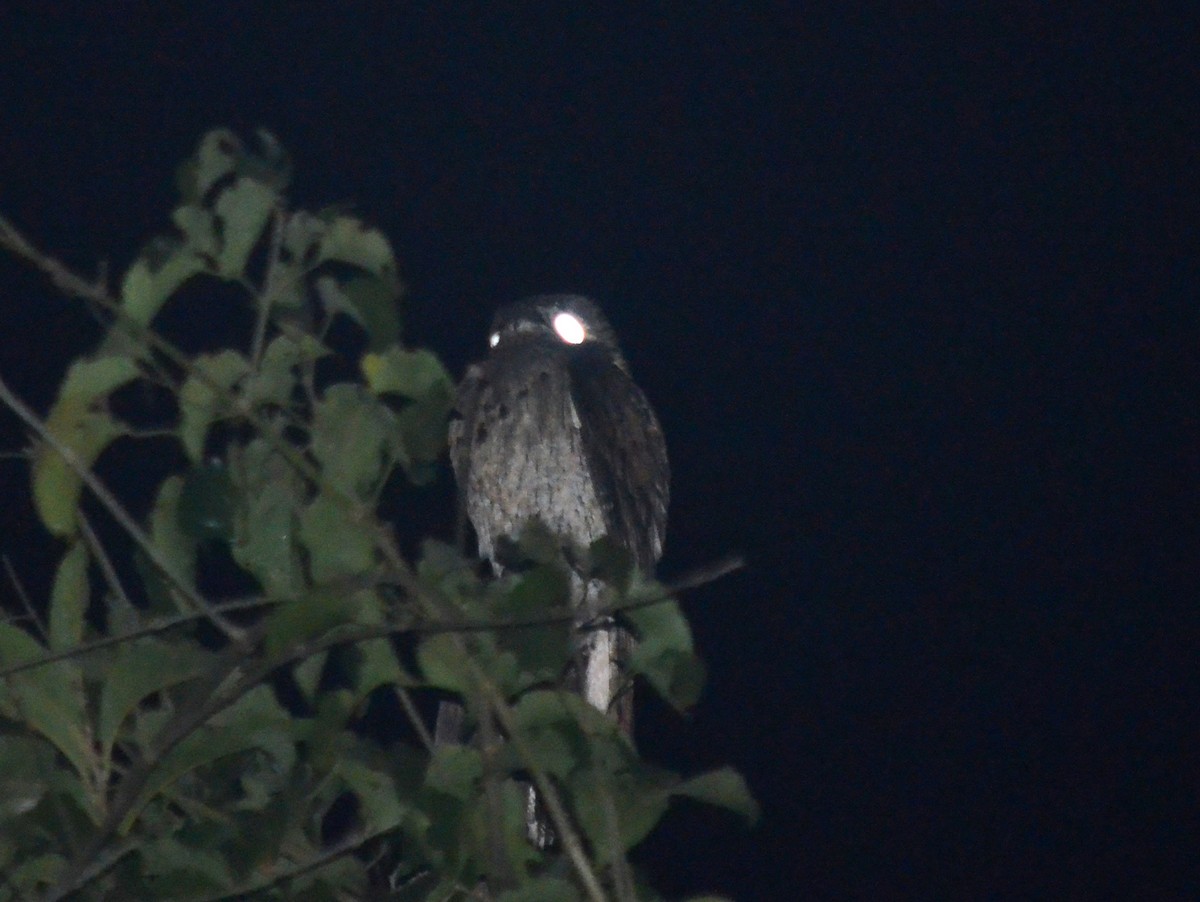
[0,213,321,487]
[0,596,268,679]
[78,511,136,614]
[2,555,47,642]
[0,373,244,642]
[393,684,435,753]
[372,526,608,899]
[0,214,111,305]
[1,553,741,681]
[483,676,608,902]
[0,566,387,678]
[406,553,745,639]
[44,839,139,901]
[479,695,518,891]
[250,206,286,367]
[660,552,745,595]
[600,772,637,902]
[197,825,396,902]
[44,622,267,902]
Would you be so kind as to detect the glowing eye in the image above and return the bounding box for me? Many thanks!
[552,312,587,345]
[488,331,501,348]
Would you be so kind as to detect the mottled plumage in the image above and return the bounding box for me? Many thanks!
[449,294,669,729]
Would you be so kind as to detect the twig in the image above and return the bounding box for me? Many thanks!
[479,695,518,891]
[250,206,286,368]
[372,527,608,899]
[0,213,321,488]
[0,214,111,305]
[2,555,47,642]
[42,633,259,902]
[1,553,743,681]
[0,567,390,679]
[196,825,396,902]
[483,676,609,902]
[601,772,637,902]
[0,373,244,642]
[78,511,136,614]
[393,684,435,753]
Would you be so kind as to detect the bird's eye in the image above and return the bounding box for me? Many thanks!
[489,331,501,348]
[552,312,587,345]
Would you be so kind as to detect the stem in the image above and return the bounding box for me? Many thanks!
[0,373,244,642]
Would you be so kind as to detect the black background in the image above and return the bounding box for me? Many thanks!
[1,4,1195,898]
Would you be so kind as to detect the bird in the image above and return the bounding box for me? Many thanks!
[448,294,670,734]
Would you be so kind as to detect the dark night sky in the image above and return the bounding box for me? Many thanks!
[1,4,1196,898]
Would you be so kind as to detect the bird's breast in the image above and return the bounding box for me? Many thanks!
[463,353,607,562]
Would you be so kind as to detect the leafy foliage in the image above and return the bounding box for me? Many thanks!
[0,130,754,901]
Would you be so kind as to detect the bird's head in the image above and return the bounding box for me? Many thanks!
[487,294,627,369]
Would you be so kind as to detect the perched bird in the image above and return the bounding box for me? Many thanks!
[449,294,670,732]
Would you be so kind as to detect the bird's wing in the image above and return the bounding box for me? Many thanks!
[448,362,485,550]
[449,363,486,487]
[567,344,669,569]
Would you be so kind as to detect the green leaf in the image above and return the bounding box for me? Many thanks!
[58,355,141,399]
[263,588,357,658]
[31,403,120,537]
[141,475,197,614]
[396,388,454,473]
[0,625,93,787]
[32,356,140,536]
[416,633,472,694]
[422,624,521,699]
[335,754,405,833]
[424,744,483,802]
[177,350,250,462]
[306,689,356,772]
[493,565,572,687]
[177,461,237,542]
[48,540,89,651]
[214,176,278,277]
[514,520,563,566]
[136,837,234,895]
[343,593,410,697]
[316,274,401,351]
[583,536,634,592]
[0,735,59,822]
[673,766,760,826]
[626,595,706,711]
[361,346,453,403]
[6,854,67,896]
[497,879,582,902]
[98,638,211,751]
[415,545,483,642]
[189,128,242,200]
[491,777,545,880]
[315,215,399,280]
[229,439,304,598]
[297,493,376,583]
[281,209,326,263]
[310,383,393,500]
[508,690,614,779]
[359,346,454,480]
[119,242,206,327]
[238,128,293,189]
[570,762,674,865]
[244,332,328,408]
[291,651,328,704]
[172,204,220,258]
[121,685,297,832]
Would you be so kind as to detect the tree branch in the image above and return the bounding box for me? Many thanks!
[0,373,245,642]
